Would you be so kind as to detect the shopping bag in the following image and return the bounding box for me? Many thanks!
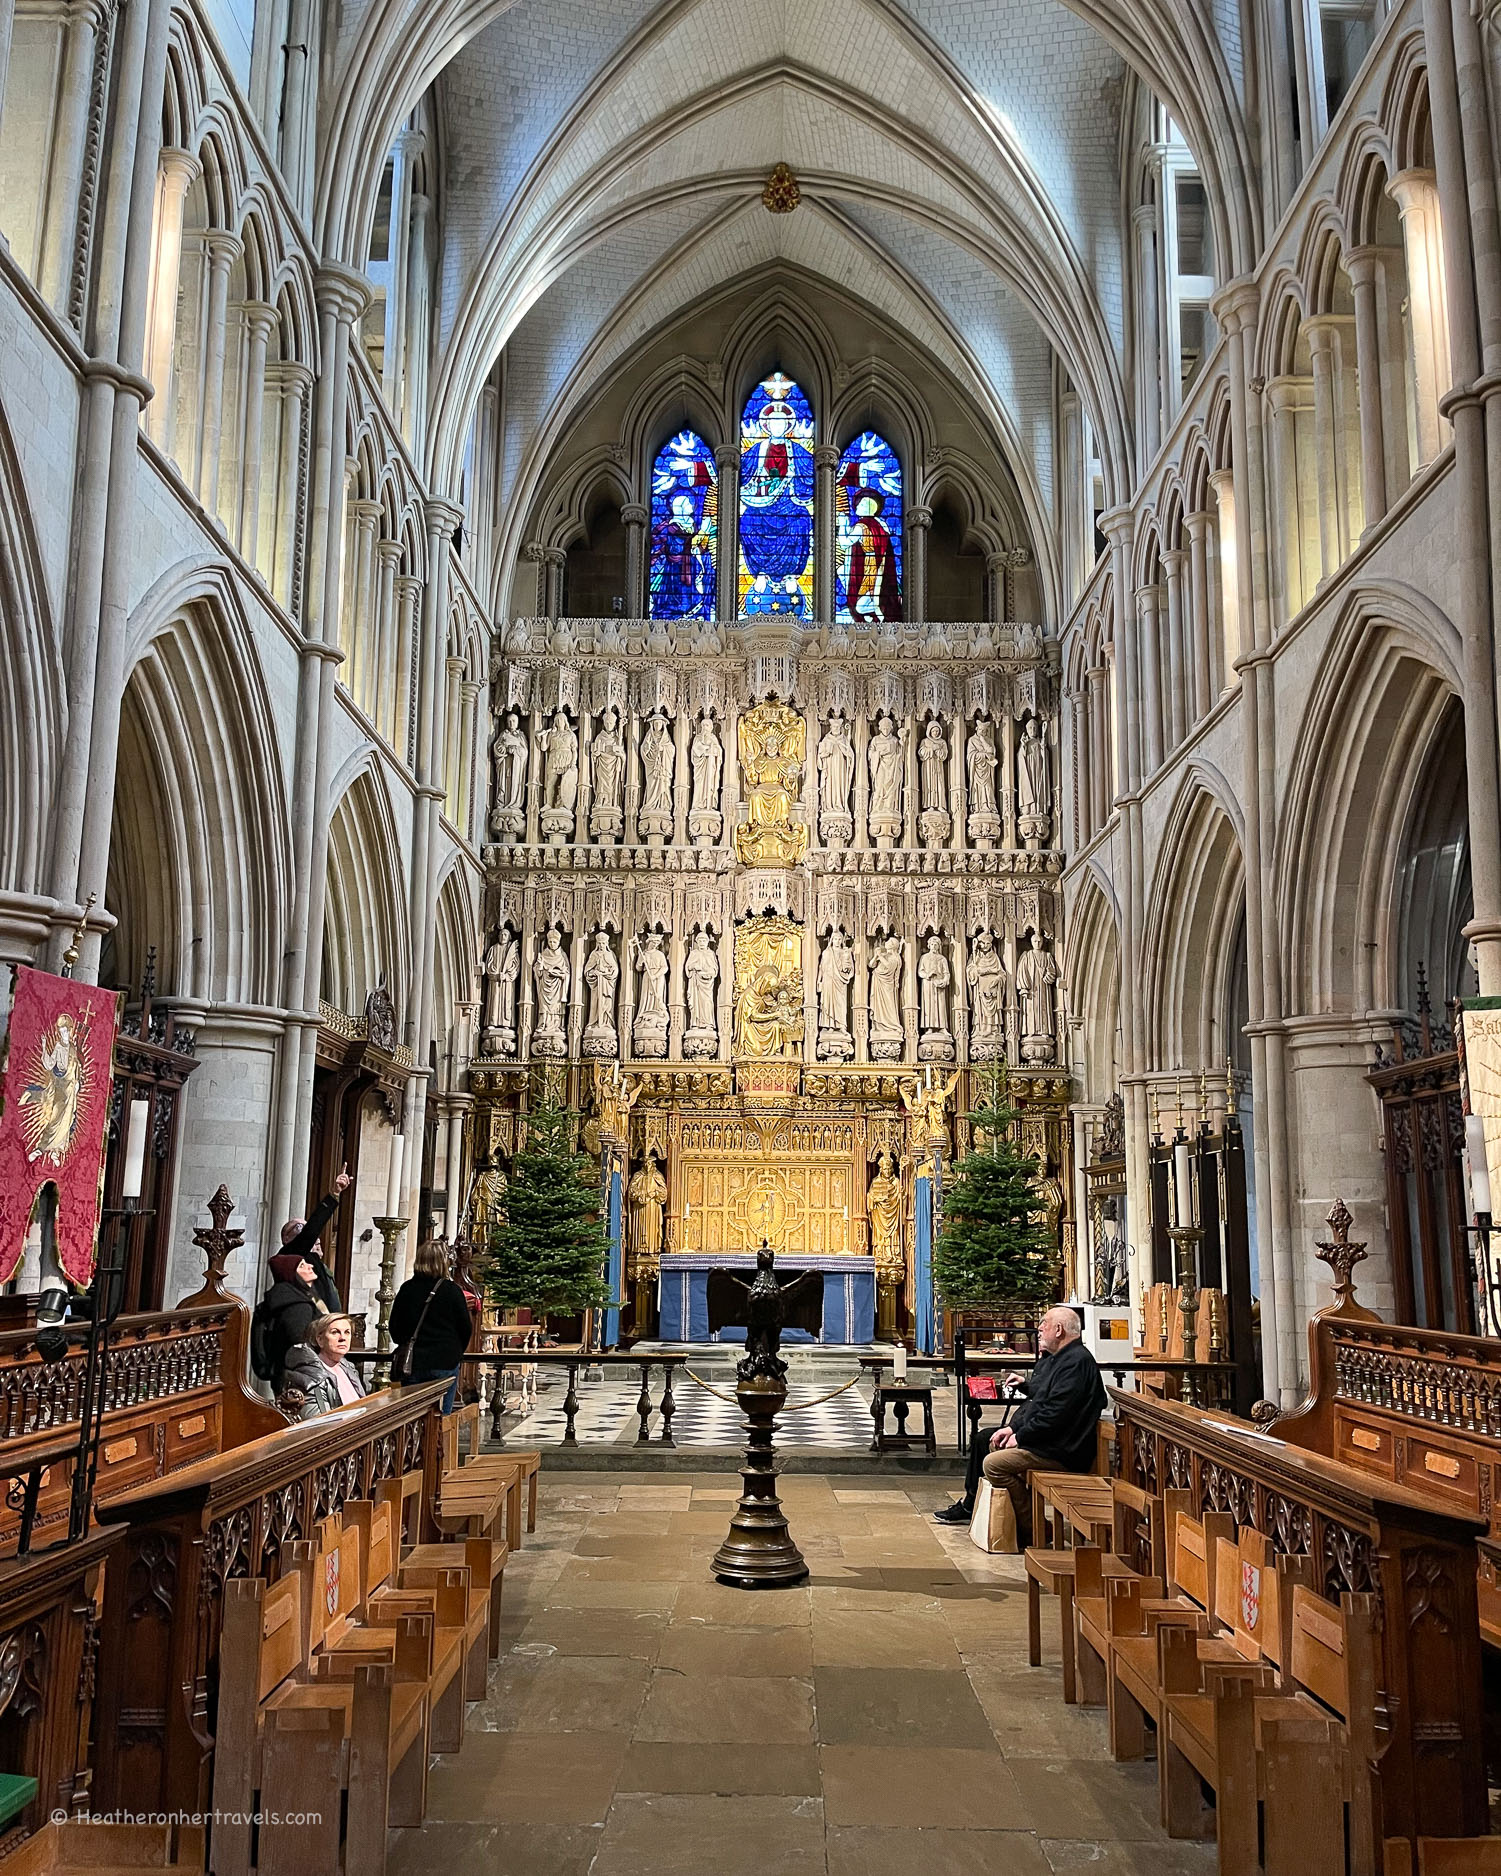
[968,1476,1019,1554]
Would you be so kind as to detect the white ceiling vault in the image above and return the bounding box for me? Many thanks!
[316,0,1257,615]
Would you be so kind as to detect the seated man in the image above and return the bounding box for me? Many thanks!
[934,1306,1107,1539]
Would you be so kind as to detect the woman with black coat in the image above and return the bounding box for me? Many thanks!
[388,1240,475,1413]
[258,1252,329,1389]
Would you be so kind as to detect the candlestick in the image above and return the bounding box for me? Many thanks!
[1467,1113,1492,1218]
[1172,1134,1192,1227]
[385,1134,404,1216]
[372,1213,409,1386]
[121,1099,149,1199]
[893,1344,907,1382]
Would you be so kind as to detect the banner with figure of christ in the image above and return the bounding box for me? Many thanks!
[0,966,121,1285]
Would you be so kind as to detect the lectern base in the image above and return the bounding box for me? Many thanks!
[712,1376,809,1588]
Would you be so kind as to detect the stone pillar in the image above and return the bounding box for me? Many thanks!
[622,709,642,848]
[195,229,241,512]
[1161,547,1188,749]
[1264,374,1313,620]
[403,190,433,455]
[815,444,839,620]
[1303,316,1343,579]
[238,301,278,566]
[985,553,1006,626]
[1133,200,1162,464]
[902,713,919,850]
[272,363,312,611]
[140,147,198,444]
[1345,247,1390,531]
[345,497,381,711]
[1135,584,1165,776]
[373,538,402,741]
[39,0,113,312]
[382,128,418,413]
[852,924,869,1063]
[392,572,421,762]
[1388,169,1452,465]
[1185,511,1215,714]
[906,504,930,626]
[852,709,870,850]
[444,655,466,821]
[622,502,648,619]
[1207,468,1239,677]
[1086,667,1109,838]
[715,444,739,621]
[278,0,314,215]
[671,709,689,848]
[543,546,566,620]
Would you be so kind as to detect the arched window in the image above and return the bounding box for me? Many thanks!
[648,430,717,619]
[835,431,903,624]
[738,372,814,617]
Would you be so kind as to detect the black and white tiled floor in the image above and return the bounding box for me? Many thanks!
[504,1368,881,1448]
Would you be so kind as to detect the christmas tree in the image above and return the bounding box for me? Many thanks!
[486,1095,614,1314]
[932,1070,1057,1305]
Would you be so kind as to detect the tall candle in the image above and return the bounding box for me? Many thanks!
[385,1135,404,1217]
[121,1098,149,1199]
[1467,1113,1493,1217]
[893,1344,908,1382]
[1172,1135,1192,1227]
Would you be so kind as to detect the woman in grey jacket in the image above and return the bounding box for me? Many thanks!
[281,1314,366,1419]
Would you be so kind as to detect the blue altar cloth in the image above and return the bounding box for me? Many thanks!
[657,1253,877,1345]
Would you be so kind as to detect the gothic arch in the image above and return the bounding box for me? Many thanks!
[0,394,59,906]
[321,763,411,1020]
[1065,869,1122,1103]
[1142,768,1246,1071]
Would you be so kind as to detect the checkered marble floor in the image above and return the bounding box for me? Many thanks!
[502,1366,881,1449]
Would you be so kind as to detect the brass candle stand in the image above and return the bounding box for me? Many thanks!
[1167,1223,1203,1363]
[373,1214,409,1386]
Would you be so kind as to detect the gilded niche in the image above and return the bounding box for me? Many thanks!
[734,700,808,866]
[733,916,804,1060]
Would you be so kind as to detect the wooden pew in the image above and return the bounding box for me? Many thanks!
[455,1402,540,1535]
[1112,1385,1488,1841]
[1025,1479,1164,1704]
[92,1380,448,1816]
[0,1821,205,1872]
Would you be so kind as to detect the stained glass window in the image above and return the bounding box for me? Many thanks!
[738,372,815,618]
[648,430,717,619]
[835,431,903,624]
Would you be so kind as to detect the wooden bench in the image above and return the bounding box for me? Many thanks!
[376,1475,508,1664]
[1025,1479,1164,1704]
[451,1404,539,1542]
[1160,1586,1381,1875]
[345,1496,492,1703]
[213,1560,430,1875]
[1386,1844,1501,1875]
[0,1822,206,1872]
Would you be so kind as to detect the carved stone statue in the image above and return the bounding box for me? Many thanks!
[589,707,625,840]
[1016,928,1059,1063]
[683,930,720,1057]
[531,926,570,1056]
[817,712,855,844]
[581,930,619,1058]
[734,700,808,866]
[627,1151,667,1273]
[867,1150,902,1270]
[867,713,905,844]
[917,934,953,1058]
[917,719,951,847]
[639,709,675,840]
[688,713,723,846]
[966,929,1008,1061]
[631,930,670,1057]
[537,710,578,843]
[1017,713,1052,834]
[490,709,528,836]
[816,928,855,1061]
[482,926,521,1054]
[966,717,1000,847]
[868,933,905,1060]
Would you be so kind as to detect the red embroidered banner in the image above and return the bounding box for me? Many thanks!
[0,966,121,1286]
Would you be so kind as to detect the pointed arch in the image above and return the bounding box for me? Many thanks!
[321,764,411,1020]
[1065,868,1122,1103]
[1142,767,1246,1071]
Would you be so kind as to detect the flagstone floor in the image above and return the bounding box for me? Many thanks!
[391,1472,1217,1876]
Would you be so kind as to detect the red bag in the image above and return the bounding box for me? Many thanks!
[965,1375,1000,1402]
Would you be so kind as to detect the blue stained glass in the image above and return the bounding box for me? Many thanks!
[738,372,815,618]
[649,430,717,619]
[835,431,903,625]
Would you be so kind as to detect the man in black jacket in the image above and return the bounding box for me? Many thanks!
[277,1166,352,1311]
[934,1306,1107,1538]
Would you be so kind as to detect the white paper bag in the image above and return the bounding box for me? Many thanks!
[968,1476,1019,1554]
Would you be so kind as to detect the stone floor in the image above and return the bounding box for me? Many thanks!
[390,1472,1217,1876]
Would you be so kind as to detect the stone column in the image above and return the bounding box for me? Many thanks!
[666,923,686,1060]
[237,300,278,566]
[852,924,870,1063]
[403,191,433,454]
[906,504,930,626]
[278,0,314,214]
[1264,374,1313,619]
[852,709,871,850]
[444,655,466,821]
[715,444,739,621]
[1388,168,1452,465]
[1133,200,1162,464]
[1303,316,1343,579]
[1184,511,1214,715]
[1207,468,1239,677]
[671,709,689,848]
[902,713,919,850]
[543,546,566,620]
[949,712,967,853]
[814,443,839,620]
[1086,667,1109,838]
[140,147,198,443]
[622,502,648,619]
[195,229,241,513]
[622,709,642,847]
[373,538,402,742]
[272,363,312,611]
[1136,585,1165,776]
[985,552,1006,626]
[392,572,421,762]
[345,497,381,712]
[1161,547,1188,748]
[1345,247,1390,531]
[382,128,418,413]
[39,0,113,312]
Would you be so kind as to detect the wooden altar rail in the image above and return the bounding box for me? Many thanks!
[1266,1282,1501,1653]
[0,1304,281,1556]
[1110,1386,1488,1843]
[90,1379,448,1817]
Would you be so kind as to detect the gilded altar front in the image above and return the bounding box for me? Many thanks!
[672,1111,863,1257]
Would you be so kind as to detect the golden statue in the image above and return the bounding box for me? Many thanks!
[733,916,804,1059]
[901,1070,958,1150]
[734,700,808,866]
[590,1060,637,1146]
[626,1151,667,1272]
[867,1150,903,1271]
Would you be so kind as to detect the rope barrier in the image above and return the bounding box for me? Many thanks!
[680,1369,866,1411]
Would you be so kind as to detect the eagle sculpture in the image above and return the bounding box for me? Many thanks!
[707,1242,823,1379]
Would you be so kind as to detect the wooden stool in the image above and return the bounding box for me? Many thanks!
[871,1382,937,1455]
